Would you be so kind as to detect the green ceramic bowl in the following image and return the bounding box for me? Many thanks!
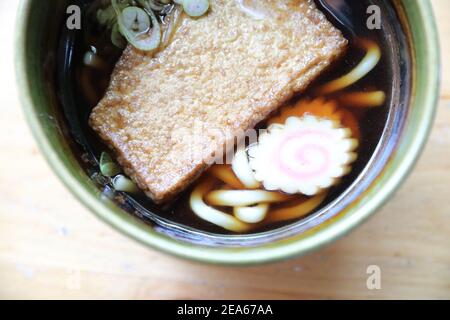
[15,0,439,265]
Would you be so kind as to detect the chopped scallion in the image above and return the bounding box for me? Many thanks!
[112,175,140,193]
[100,152,121,177]
[183,0,209,17]
[112,0,161,51]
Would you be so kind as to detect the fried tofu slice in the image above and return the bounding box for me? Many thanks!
[89,0,347,203]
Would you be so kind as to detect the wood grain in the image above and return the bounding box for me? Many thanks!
[0,1,449,299]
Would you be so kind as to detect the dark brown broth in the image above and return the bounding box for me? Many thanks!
[58,0,393,234]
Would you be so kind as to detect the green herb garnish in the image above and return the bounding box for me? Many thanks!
[113,175,140,193]
[93,0,210,52]
[100,152,121,177]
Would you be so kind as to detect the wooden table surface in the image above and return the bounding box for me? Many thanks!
[1,1,449,300]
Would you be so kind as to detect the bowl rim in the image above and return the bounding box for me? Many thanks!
[15,0,440,265]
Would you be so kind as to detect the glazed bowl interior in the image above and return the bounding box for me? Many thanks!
[16,0,439,264]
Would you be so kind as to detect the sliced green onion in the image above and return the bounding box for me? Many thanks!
[97,6,117,27]
[95,0,209,51]
[121,6,151,35]
[112,175,140,193]
[100,152,121,177]
[112,0,161,51]
[183,0,209,17]
[111,23,127,48]
[146,0,166,11]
